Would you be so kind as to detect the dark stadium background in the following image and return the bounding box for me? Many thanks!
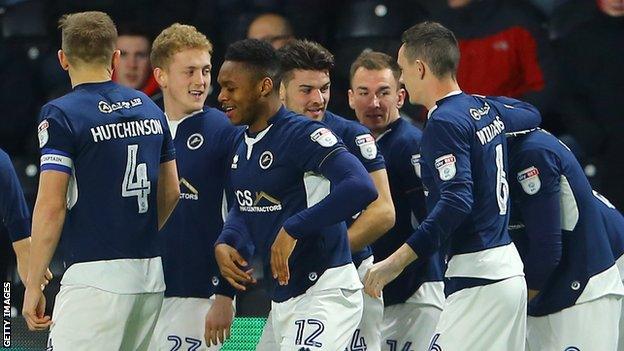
[0,0,616,349]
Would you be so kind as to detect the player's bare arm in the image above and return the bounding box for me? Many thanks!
[348,168,395,252]
[364,243,418,298]
[204,294,234,347]
[214,243,255,290]
[23,170,69,331]
[156,159,180,230]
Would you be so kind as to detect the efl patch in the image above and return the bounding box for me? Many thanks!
[310,127,338,147]
[38,120,49,148]
[517,166,541,195]
[231,154,239,169]
[259,151,274,169]
[187,133,204,150]
[411,154,422,177]
[434,154,456,181]
[355,134,377,160]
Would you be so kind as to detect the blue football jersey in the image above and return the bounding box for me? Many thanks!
[508,129,624,316]
[406,92,541,295]
[37,81,175,292]
[160,108,243,299]
[0,148,30,242]
[322,111,385,266]
[222,106,364,302]
[374,118,444,306]
[593,192,624,266]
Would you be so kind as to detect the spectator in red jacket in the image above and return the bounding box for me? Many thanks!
[436,0,557,119]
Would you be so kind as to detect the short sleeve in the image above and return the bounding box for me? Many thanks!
[159,113,176,163]
[38,104,75,174]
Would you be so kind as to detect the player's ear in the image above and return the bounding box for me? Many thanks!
[153,67,167,88]
[415,60,425,80]
[111,49,121,72]
[347,89,355,109]
[260,77,273,97]
[57,50,70,71]
[397,88,406,109]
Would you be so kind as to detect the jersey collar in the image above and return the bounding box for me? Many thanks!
[427,90,463,119]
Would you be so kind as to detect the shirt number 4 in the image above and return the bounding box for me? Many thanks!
[122,144,151,213]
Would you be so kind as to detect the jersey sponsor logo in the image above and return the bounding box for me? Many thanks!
[476,115,505,145]
[236,190,282,212]
[186,133,204,150]
[37,120,49,148]
[310,127,338,147]
[259,151,274,169]
[435,154,456,181]
[411,154,422,177]
[179,178,198,200]
[517,166,541,195]
[355,134,377,160]
[97,98,142,114]
[90,119,164,143]
[231,154,239,169]
[469,102,490,120]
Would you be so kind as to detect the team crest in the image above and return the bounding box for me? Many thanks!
[435,154,456,181]
[259,151,273,169]
[310,127,338,147]
[38,120,49,148]
[517,166,541,195]
[187,133,204,150]
[355,134,377,160]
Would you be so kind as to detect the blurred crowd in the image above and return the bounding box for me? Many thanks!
[0,0,622,215]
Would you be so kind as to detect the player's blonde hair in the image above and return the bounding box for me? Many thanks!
[150,23,213,69]
[58,11,117,67]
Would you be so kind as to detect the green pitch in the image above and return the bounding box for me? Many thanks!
[221,317,267,350]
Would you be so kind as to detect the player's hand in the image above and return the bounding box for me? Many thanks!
[22,285,51,331]
[205,295,234,347]
[215,243,255,290]
[270,227,297,286]
[364,257,403,298]
[17,264,52,289]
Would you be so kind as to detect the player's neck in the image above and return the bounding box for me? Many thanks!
[248,98,282,133]
[68,65,113,88]
[424,77,461,110]
[163,99,201,122]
